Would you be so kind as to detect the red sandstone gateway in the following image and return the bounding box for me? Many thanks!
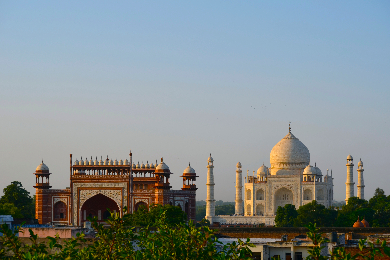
[34,152,197,226]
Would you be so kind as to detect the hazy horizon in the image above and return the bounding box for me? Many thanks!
[1,1,389,202]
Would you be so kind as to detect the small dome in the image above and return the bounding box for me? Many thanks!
[303,164,316,175]
[361,218,369,227]
[74,159,79,165]
[36,161,49,172]
[270,132,310,171]
[124,159,129,165]
[136,162,140,168]
[114,159,118,165]
[183,163,196,174]
[141,162,145,169]
[84,159,89,165]
[104,159,109,165]
[109,159,114,165]
[314,165,322,176]
[132,163,136,169]
[89,158,93,165]
[257,164,268,176]
[94,157,98,165]
[150,162,154,168]
[347,154,353,160]
[119,160,123,165]
[236,162,242,168]
[156,161,170,171]
[79,158,84,165]
[358,159,363,167]
[208,154,214,162]
[353,218,364,228]
[99,158,104,165]
[146,162,150,168]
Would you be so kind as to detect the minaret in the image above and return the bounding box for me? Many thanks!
[345,155,354,204]
[206,154,215,224]
[235,162,243,215]
[357,159,365,200]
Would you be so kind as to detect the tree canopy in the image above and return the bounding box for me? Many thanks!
[275,204,297,227]
[0,204,254,259]
[0,181,34,219]
[128,204,187,227]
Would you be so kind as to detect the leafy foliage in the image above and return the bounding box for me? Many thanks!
[274,187,390,227]
[0,181,34,218]
[0,205,254,259]
[128,204,187,227]
[0,203,23,218]
[305,222,390,260]
[295,201,337,227]
[275,204,297,227]
[196,203,235,221]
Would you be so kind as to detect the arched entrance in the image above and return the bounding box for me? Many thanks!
[134,201,148,212]
[53,201,67,221]
[81,194,119,224]
[274,187,293,213]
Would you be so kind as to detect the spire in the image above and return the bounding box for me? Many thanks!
[289,122,291,133]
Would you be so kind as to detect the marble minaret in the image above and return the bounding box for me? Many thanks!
[357,158,365,200]
[345,155,354,204]
[235,162,243,215]
[206,154,215,224]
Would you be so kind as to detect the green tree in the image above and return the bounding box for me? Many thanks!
[0,207,254,259]
[0,181,34,218]
[129,204,187,227]
[369,188,390,227]
[294,201,337,227]
[275,204,297,227]
[335,197,374,227]
[0,203,23,218]
[196,204,206,221]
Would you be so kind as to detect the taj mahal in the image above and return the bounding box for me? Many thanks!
[205,125,365,226]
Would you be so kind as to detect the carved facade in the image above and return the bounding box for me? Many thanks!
[210,128,334,226]
[34,153,197,226]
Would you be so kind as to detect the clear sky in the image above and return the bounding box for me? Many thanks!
[1,1,389,202]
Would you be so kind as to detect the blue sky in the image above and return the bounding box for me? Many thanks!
[1,1,389,201]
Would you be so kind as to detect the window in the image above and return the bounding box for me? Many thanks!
[60,213,64,219]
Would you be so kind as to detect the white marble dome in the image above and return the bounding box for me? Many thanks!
[270,132,310,170]
[156,161,170,170]
[36,162,49,171]
[303,164,316,175]
[257,164,268,176]
[183,164,195,174]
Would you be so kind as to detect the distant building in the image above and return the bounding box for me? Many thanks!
[34,152,198,226]
[0,215,13,235]
[207,126,335,225]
